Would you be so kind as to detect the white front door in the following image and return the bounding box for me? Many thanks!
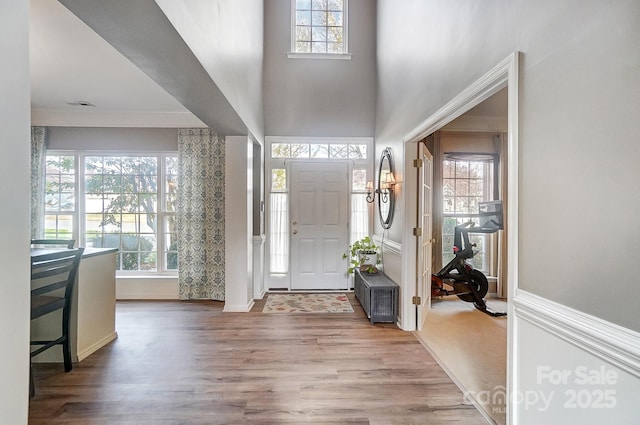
[417,145,433,330]
[290,161,349,290]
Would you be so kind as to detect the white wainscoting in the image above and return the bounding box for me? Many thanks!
[116,276,179,299]
[253,235,267,300]
[373,235,402,280]
[372,235,405,328]
[512,290,640,424]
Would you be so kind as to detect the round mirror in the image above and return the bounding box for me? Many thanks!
[377,148,395,229]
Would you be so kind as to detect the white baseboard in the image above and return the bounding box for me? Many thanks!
[223,299,256,312]
[77,332,118,362]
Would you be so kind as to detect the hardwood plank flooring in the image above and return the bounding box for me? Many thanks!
[29,294,488,424]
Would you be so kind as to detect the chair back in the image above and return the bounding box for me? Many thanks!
[31,248,84,320]
[29,248,84,396]
[31,239,75,249]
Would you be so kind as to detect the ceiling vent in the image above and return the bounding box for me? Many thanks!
[67,100,96,107]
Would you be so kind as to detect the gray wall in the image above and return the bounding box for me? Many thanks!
[376,0,640,330]
[47,127,179,151]
[264,0,377,137]
[59,0,260,138]
[1,0,31,422]
[155,0,265,142]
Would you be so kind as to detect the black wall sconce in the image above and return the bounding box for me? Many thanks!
[366,148,396,229]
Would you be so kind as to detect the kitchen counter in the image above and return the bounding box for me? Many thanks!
[31,247,118,363]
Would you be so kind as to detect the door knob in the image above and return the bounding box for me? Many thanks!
[293,230,298,235]
[292,221,297,226]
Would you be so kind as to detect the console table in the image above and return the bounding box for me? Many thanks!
[354,269,399,324]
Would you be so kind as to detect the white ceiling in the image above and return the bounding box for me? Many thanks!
[29,0,204,127]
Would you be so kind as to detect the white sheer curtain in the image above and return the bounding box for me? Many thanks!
[30,126,47,239]
[350,193,368,243]
[177,128,225,300]
[269,193,288,273]
[495,132,509,298]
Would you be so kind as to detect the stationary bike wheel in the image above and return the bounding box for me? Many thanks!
[456,269,489,303]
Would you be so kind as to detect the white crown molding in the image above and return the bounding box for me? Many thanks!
[514,290,640,378]
[31,108,207,128]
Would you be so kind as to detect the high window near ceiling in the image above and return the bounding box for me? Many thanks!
[291,0,349,57]
[44,152,178,273]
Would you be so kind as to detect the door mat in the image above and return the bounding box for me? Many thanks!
[263,293,354,314]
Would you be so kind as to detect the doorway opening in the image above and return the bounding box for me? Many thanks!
[418,113,509,425]
[403,53,519,425]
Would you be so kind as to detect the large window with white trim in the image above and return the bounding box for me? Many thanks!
[442,154,497,272]
[292,0,348,54]
[44,152,178,273]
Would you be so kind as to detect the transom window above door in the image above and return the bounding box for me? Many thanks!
[271,142,366,159]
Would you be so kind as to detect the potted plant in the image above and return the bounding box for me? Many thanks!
[343,236,381,274]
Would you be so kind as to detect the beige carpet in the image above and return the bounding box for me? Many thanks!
[415,296,507,425]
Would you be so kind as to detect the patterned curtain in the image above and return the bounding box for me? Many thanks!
[31,126,47,239]
[177,128,225,300]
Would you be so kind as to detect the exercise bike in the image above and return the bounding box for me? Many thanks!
[431,201,507,317]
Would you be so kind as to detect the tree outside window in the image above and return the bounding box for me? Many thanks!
[84,156,159,271]
[442,158,494,271]
[45,152,178,273]
[44,155,76,239]
[293,0,346,54]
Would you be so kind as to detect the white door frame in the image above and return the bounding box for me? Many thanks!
[264,137,374,290]
[401,52,519,423]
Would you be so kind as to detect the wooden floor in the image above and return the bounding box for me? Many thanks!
[29,294,488,425]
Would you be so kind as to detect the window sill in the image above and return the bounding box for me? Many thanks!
[116,273,178,279]
[287,52,352,60]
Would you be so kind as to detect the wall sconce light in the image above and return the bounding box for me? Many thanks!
[365,181,376,203]
[383,171,396,189]
[365,171,396,204]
